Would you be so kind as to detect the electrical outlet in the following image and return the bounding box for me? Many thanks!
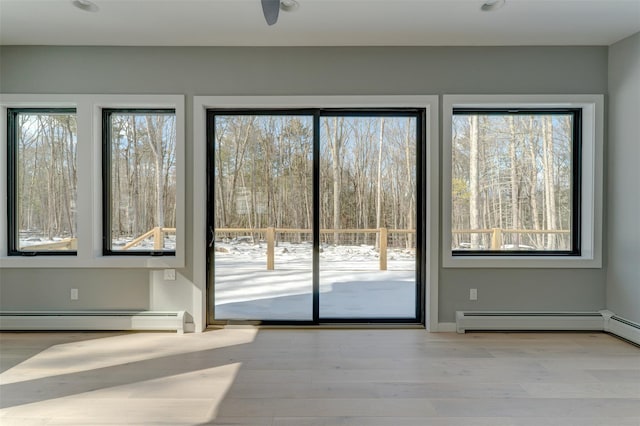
[70,288,79,300]
[163,269,176,281]
[470,288,478,301]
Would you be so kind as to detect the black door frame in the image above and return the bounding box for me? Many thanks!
[206,108,426,326]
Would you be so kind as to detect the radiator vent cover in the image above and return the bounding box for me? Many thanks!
[456,311,605,334]
[0,310,193,334]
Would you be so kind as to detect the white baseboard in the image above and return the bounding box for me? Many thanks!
[454,310,639,346]
[0,310,193,334]
[601,310,640,346]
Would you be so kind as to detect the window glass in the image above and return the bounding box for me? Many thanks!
[104,110,176,254]
[319,114,418,318]
[9,109,77,254]
[451,110,579,254]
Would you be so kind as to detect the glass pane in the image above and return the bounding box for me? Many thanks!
[108,112,177,252]
[451,112,574,251]
[16,111,77,252]
[213,115,313,320]
[319,116,417,319]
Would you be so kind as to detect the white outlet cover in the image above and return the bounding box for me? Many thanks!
[163,269,176,281]
[70,288,79,300]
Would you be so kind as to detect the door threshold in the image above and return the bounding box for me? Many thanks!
[207,322,425,330]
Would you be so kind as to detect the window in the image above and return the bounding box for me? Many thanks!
[1,94,184,267]
[7,108,78,255]
[103,109,177,255]
[451,109,581,255]
[443,95,603,268]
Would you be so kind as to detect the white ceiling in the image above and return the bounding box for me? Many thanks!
[1,0,639,47]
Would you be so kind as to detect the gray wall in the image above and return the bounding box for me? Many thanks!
[0,269,149,310]
[0,46,609,322]
[607,33,640,324]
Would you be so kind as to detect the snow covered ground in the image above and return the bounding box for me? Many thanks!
[19,234,177,251]
[214,241,417,320]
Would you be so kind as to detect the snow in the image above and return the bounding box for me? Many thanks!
[214,241,417,320]
[19,234,177,251]
[112,234,176,251]
[19,237,68,247]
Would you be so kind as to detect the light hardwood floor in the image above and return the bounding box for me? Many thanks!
[0,329,639,425]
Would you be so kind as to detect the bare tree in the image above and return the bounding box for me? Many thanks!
[375,117,385,249]
[509,116,520,249]
[324,117,346,244]
[469,115,481,249]
[542,116,557,249]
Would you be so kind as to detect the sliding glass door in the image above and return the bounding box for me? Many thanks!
[208,109,423,323]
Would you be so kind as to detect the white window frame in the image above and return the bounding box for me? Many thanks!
[193,95,440,330]
[0,94,185,268]
[442,94,603,268]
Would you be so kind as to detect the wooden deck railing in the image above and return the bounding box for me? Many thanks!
[215,227,415,271]
[452,228,570,250]
[122,227,176,250]
[22,227,176,251]
[22,238,78,251]
[22,226,176,251]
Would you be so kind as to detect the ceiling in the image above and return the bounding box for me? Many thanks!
[1,0,639,47]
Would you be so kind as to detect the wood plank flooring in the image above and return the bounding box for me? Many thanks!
[0,329,638,425]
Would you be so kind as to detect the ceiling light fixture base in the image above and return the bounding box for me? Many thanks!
[71,0,99,13]
[280,0,300,13]
[481,0,506,12]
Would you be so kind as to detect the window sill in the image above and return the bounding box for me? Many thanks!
[0,256,184,269]
[442,253,601,269]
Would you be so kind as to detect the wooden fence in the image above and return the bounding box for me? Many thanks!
[22,238,78,251]
[22,227,177,251]
[452,228,570,250]
[215,227,415,271]
[23,227,568,254]
[121,227,176,250]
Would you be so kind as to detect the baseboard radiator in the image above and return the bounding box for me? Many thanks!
[0,310,194,334]
[456,310,640,345]
[601,311,640,345]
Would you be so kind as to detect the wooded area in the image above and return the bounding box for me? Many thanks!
[108,112,177,250]
[14,111,177,251]
[451,112,574,251]
[16,112,77,250]
[213,114,417,250]
[14,110,573,254]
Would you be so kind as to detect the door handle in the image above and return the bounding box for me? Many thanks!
[209,226,215,247]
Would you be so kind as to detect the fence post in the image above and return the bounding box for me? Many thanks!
[491,228,502,250]
[379,227,388,271]
[266,227,275,270]
[154,227,164,250]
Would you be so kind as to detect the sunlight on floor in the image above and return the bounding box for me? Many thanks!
[1,363,242,424]
[0,328,257,385]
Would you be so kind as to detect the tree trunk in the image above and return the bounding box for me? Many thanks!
[469,115,481,249]
[528,117,542,248]
[375,117,385,249]
[509,116,520,250]
[404,119,415,249]
[325,117,344,244]
[543,116,557,249]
